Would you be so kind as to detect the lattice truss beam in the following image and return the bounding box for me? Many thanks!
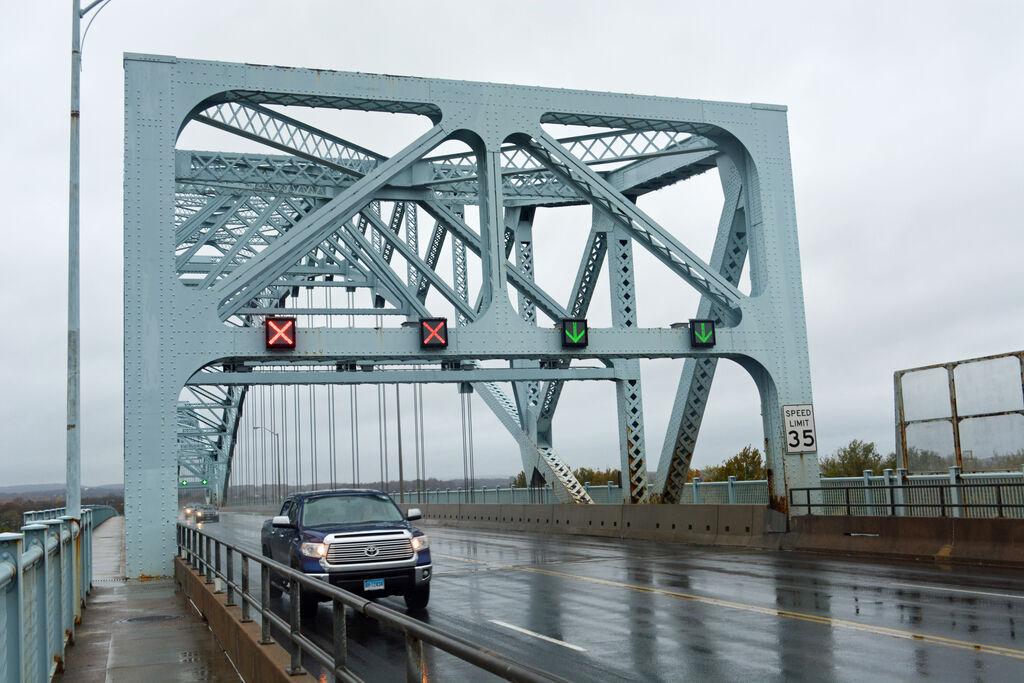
[172,99,731,503]
[123,58,815,560]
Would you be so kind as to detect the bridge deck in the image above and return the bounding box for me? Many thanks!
[203,511,1024,681]
[56,516,237,683]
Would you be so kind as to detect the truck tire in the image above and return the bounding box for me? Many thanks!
[404,585,430,612]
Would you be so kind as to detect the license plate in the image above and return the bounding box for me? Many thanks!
[363,578,385,592]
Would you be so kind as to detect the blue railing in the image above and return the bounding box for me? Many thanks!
[392,468,1024,517]
[0,505,113,683]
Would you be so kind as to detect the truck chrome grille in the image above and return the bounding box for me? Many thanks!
[327,538,413,564]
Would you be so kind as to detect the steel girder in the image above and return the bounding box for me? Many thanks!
[655,156,748,502]
[126,55,817,577]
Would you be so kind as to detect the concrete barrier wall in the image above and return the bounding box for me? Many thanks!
[405,503,787,548]
[174,556,315,683]
[787,515,1024,566]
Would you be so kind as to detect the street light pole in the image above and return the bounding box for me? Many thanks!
[66,0,109,520]
[66,0,84,520]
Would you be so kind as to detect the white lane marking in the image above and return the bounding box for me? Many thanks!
[488,620,587,652]
[892,582,1024,601]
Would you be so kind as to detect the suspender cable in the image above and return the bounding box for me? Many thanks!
[270,383,279,502]
[294,382,302,491]
[279,384,287,499]
[418,384,426,501]
[413,383,421,503]
[260,385,268,505]
[378,385,385,492]
[396,384,405,502]
[467,393,476,495]
[350,387,359,486]
[309,385,318,489]
[327,285,337,489]
[383,386,390,493]
[348,290,360,487]
[460,393,469,499]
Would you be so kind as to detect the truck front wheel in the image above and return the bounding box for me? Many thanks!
[404,584,430,612]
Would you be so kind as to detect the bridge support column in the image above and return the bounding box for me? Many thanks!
[606,218,650,503]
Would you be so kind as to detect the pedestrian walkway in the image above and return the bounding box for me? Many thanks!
[55,516,239,682]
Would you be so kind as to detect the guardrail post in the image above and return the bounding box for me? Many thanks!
[862,470,874,516]
[0,532,25,683]
[693,477,702,505]
[53,518,74,645]
[225,549,235,606]
[332,596,347,672]
[61,515,82,627]
[22,524,51,679]
[949,466,962,518]
[260,564,272,644]
[214,540,224,593]
[83,509,93,594]
[895,467,908,517]
[883,469,896,516]
[205,536,214,585]
[241,555,252,623]
[727,476,737,505]
[996,485,1004,518]
[845,487,852,516]
[405,631,424,683]
[42,520,66,662]
[288,580,303,674]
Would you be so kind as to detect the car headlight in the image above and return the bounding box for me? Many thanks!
[184,508,192,514]
[300,542,328,558]
[411,535,429,552]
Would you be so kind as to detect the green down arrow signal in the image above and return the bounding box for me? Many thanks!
[695,323,713,344]
[565,322,586,344]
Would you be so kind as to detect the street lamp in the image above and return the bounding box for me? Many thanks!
[66,0,113,520]
[253,426,281,504]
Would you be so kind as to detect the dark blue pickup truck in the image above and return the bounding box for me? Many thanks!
[261,489,431,615]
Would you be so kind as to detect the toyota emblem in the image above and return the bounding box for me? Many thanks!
[364,546,379,557]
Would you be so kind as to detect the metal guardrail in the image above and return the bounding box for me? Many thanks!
[0,508,96,683]
[176,523,565,683]
[393,470,1024,516]
[789,482,1024,518]
[24,504,119,529]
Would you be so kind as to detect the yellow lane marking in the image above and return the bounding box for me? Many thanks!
[434,552,1024,661]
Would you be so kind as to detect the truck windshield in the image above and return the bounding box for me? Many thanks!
[301,494,404,527]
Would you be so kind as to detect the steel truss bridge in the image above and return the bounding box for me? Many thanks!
[125,54,819,577]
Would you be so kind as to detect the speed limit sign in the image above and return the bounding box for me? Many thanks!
[782,404,817,454]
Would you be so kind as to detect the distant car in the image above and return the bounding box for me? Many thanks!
[261,489,431,616]
[194,504,220,523]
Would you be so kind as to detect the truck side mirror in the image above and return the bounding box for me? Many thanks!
[271,515,294,528]
[407,508,422,521]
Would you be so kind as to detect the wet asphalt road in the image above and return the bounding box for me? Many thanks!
[194,512,1024,682]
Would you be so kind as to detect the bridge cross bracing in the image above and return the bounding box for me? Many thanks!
[125,54,818,577]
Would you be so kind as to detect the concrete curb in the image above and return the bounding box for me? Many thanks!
[174,556,316,683]
[404,503,788,549]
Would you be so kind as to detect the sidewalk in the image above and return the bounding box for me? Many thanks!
[56,516,239,682]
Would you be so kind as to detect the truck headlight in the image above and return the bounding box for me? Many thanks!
[411,535,429,552]
[300,542,328,558]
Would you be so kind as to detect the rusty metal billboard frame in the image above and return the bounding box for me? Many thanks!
[894,350,1024,471]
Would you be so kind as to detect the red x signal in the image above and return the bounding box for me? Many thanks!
[420,318,448,348]
[265,317,296,350]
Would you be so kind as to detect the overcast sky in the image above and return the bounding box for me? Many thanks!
[2,1,1022,487]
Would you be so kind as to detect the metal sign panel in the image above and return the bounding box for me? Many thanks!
[783,404,816,453]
